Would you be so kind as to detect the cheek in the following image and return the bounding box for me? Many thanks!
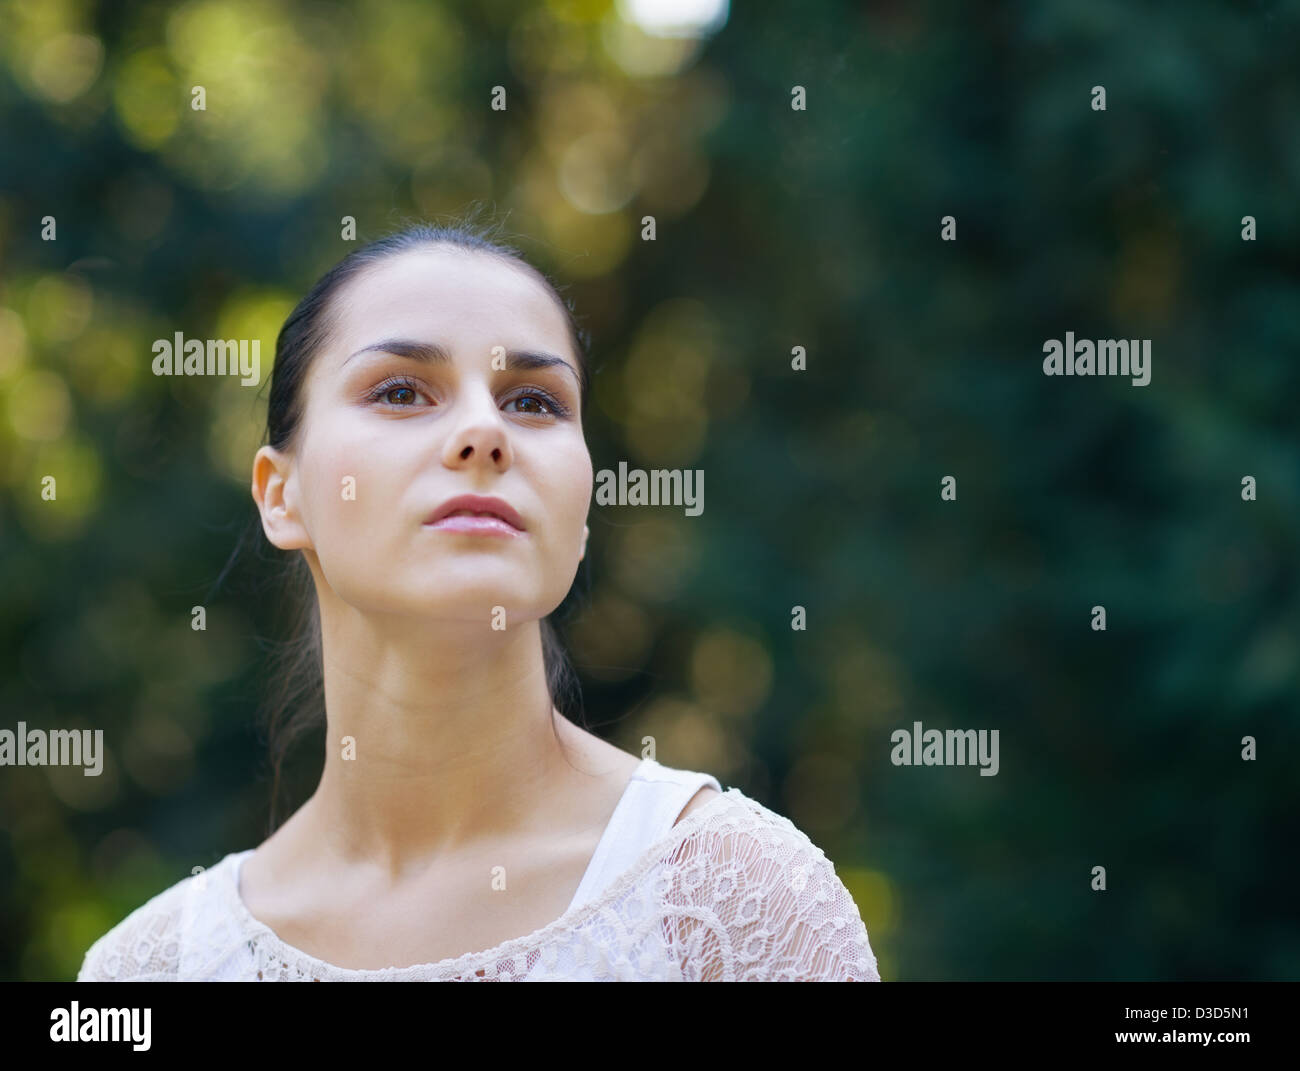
[301,427,406,555]
[544,440,593,532]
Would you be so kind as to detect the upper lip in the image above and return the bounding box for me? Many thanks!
[425,494,525,531]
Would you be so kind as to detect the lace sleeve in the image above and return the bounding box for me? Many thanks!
[667,795,882,981]
[76,881,187,981]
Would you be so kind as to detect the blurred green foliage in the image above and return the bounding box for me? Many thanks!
[1,0,1297,981]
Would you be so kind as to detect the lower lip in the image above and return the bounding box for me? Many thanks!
[424,515,523,537]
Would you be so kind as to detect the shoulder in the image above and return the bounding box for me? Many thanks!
[76,858,230,982]
[661,790,882,982]
[674,784,722,825]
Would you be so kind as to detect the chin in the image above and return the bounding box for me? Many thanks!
[394,581,550,618]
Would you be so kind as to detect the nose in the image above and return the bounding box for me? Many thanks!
[440,383,514,471]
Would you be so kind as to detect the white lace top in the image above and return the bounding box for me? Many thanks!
[76,758,881,981]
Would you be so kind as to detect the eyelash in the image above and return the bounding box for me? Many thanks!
[365,375,572,418]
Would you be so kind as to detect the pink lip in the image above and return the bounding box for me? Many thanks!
[424,494,525,535]
[426,514,521,537]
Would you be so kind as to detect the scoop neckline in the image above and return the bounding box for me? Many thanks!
[223,771,739,979]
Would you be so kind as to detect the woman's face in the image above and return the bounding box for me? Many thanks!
[254,246,592,628]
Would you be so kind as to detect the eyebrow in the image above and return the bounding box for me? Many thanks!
[343,338,580,386]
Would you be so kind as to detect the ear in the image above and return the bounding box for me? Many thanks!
[252,445,313,551]
[579,523,589,561]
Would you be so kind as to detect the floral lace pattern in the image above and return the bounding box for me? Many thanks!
[77,789,881,981]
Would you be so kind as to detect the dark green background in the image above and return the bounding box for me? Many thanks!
[1,0,1297,981]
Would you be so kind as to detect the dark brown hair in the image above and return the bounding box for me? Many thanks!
[225,209,594,835]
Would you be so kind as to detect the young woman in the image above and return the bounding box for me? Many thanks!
[77,219,881,981]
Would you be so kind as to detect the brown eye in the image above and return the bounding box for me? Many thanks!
[509,394,549,414]
[367,376,429,406]
[504,389,570,418]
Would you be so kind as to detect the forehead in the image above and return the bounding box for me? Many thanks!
[329,246,572,357]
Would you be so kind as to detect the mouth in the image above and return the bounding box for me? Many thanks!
[423,494,526,537]
[424,512,523,537]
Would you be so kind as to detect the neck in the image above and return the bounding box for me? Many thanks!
[293,578,587,880]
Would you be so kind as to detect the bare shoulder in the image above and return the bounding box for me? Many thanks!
[674,785,723,826]
[237,802,324,920]
[554,717,644,780]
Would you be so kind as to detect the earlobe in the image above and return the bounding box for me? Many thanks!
[579,524,589,561]
[252,446,312,551]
